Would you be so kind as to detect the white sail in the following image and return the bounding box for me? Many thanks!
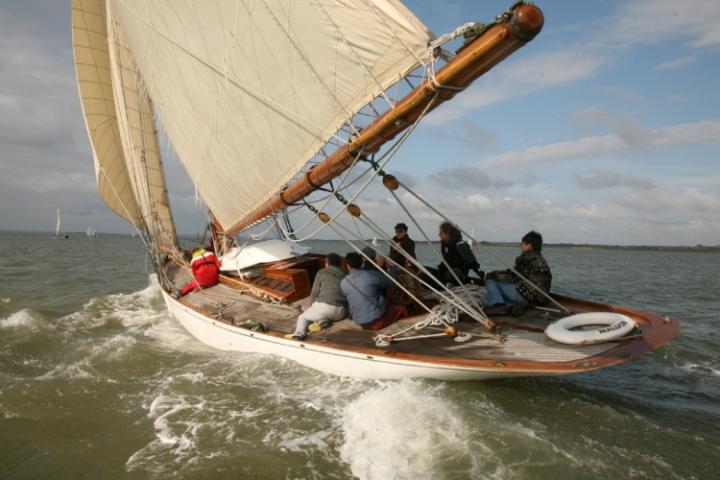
[106,5,177,248]
[55,208,61,237]
[72,0,142,228]
[72,0,176,248]
[109,0,434,231]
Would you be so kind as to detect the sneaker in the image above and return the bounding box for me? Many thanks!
[309,320,332,332]
[284,332,306,341]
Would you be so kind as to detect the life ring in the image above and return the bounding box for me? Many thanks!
[545,312,637,345]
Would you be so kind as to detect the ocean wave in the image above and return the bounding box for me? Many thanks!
[679,361,720,378]
[339,380,476,480]
[55,274,204,358]
[125,393,204,473]
[0,308,51,331]
[35,359,98,381]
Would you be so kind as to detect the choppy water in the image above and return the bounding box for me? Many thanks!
[1,232,718,479]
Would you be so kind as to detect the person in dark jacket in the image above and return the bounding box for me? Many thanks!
[286,253,347,340]
[483,230,552,316]
[423,222,481,287]
[387,222,416,268]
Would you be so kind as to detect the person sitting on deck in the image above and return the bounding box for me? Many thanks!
[174,248,221,297]
[340,252,408,331]
[423,221,482,287]
[387,222,416,269]
[361,246,383,271]
[285,253,347,341]
[483,230,552,316]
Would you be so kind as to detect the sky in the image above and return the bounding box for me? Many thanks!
[0,0,718,246]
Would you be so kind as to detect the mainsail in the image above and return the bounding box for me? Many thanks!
[74,0,543,243]
[107,0,434,232]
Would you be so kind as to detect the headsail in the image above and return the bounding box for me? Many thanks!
[109,0,434,231]
[72,0,142,227]
[106,6,176,248]
[72,0,176,248]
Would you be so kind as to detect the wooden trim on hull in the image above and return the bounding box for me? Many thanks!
[163,289,679,380]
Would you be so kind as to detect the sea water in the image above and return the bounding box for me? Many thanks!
[0,232,718,479]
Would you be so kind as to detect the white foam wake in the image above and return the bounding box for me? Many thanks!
[680,361,720,378]
[0,308,49,331]
[339,380,472,480]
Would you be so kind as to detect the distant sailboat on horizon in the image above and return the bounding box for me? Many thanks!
[55,208,61,238]
[53,208,69,239]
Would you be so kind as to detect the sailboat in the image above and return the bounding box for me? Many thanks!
[72,1,678,380]
[54,208,61,238]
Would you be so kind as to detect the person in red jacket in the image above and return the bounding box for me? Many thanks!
[174,248,221,297]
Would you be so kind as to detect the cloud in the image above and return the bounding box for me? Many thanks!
[598,86,647,106]
[608,0,720,48]
[614,188,720,216]
[572,106,653,148]
[455,120,499,148]
[655,54,699,71]
[429,165,535,190]
[426,50,606,124]
[574,170,656,190]
[473,119,720,171]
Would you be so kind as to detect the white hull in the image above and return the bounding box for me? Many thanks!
[162,292,539,381]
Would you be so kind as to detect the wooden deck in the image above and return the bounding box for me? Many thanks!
[166,262,617,363]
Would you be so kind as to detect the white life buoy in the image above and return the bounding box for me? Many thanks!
[545,312,637,345]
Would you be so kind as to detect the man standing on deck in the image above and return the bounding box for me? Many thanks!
[286,253,347,341]
[341,252,407,331]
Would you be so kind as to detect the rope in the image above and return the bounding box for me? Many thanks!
[351,213,491,328]
[374,285,502,347]
[265,91,440,242]
[386,187,485,315]
[331,220,485,326]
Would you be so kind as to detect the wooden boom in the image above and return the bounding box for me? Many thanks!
[226,3,544,236]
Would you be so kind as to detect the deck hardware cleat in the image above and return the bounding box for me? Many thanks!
[454,332,472,343]
[374,335,393,347]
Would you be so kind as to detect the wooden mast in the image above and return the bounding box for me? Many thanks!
[225,3,544,236]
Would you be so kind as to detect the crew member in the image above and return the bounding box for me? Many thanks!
[175,248,222,297]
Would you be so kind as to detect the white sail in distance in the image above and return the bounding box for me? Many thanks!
[109,0,434,231]
[55,208,61,237]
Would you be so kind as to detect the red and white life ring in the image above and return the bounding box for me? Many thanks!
[545,312,637,345]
